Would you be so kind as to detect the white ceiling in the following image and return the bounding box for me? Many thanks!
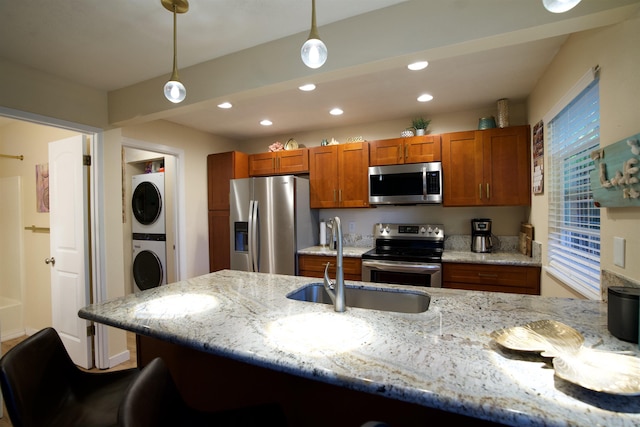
[1,0,638,139]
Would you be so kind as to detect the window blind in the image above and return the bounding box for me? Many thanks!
[547,76,600,300]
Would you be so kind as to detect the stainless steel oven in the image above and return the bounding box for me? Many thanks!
[362,259,441,287]
[361,223,444,288]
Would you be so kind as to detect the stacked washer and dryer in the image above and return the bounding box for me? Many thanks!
[131,172,167,292]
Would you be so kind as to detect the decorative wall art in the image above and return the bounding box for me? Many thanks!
[36,163,49,213]
[589,132,640,207]
[532,120,544,194]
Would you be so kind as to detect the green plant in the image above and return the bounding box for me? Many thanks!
[411,117,431,130]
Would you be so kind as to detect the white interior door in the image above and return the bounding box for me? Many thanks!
[48,135,92,369]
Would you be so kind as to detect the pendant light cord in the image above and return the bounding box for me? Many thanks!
[171,4,179,81]
[309,0,320,40]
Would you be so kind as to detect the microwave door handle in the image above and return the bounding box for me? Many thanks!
[422,167,427,200]
[364,260,440,274]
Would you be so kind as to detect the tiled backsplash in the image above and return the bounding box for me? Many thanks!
[445,235,519,252]
[342,233,541,257]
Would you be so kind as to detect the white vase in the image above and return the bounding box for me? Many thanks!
[416,128,425,136]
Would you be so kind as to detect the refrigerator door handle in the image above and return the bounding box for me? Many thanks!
[248,200,255,272]
[251,200,259,272]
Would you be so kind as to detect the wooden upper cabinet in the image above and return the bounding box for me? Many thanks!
[369,135,441,166]
[442,125,530,207]
[442,131,484,206]
[309,142,369,208]
[207,151,248,210]
[339,142,370,208]
[248,148,309,176]
[481,126,531,206]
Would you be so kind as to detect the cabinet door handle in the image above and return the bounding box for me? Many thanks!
[333,189,337,202]
[479,183,482,200]
[339,189,342,202]
[486,183,490,199]
[405,145,408,160]
[272,157,276,170]
[478,273,498,278]
[398,145,402,162]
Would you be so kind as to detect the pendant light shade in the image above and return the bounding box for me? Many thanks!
[162,0,188,103]
[542,0,581,13]
[301,0,327,69]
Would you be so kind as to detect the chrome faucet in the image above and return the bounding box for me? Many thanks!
[323,217,345,312]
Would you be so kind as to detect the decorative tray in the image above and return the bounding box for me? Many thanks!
[490,319,584,357]
[491,320,640,395]
[284,138,298,150]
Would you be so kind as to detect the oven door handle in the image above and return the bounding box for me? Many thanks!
[362,260,441,273]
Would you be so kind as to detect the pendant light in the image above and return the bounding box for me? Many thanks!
[542,0,581,13]
[162,0,189,103]
[301,0,327,69]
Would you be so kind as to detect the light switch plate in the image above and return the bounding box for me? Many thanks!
[348,222,356,233]
[614,236,625,268]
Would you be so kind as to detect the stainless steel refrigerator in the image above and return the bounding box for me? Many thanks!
[230,175,318,275]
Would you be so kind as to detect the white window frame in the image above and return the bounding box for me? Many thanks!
[543,67,601,300]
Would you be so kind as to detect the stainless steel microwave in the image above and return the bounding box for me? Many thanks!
[368,162,443,205]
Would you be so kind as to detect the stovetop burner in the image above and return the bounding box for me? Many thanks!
[362,223,445,263]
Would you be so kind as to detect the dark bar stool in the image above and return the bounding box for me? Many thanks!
[0,327,140,427]
[118,357,288,427]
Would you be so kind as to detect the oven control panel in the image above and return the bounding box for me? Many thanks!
[374,223,444,240]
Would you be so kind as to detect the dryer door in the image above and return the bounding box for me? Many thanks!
[132,181,162,226]
[133,250,164,291]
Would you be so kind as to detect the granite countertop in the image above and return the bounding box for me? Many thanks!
[80,270,640,426]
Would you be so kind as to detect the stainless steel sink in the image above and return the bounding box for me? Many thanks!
[286,283,430,313]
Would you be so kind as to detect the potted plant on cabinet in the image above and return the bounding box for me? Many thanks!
[411,117,431,135]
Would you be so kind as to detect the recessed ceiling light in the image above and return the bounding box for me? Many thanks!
[417,93,434,102]
[408,61,429,71]
[299,84,316,91]
[217,102,232,109]
[329,108,343,116]
[260,119,273,126]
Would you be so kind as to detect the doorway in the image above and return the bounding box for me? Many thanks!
[123,146,179,294]
[0,107,105,367]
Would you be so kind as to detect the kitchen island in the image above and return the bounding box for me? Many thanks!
[79,270,640,426]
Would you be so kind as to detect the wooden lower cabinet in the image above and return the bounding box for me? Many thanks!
[136,335,498,427]
[443,262,540,295]
[298,254,362,281]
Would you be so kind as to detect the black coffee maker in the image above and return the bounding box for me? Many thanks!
[471,218,493,253]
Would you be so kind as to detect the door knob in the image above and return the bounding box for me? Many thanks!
[45,257,55,266]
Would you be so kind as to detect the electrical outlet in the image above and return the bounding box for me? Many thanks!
[614,237,625,268]
[348,222,356,233]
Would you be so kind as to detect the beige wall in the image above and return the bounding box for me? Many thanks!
[0,121,78,332]
[528,12,640,298]
[0,59,109,129]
